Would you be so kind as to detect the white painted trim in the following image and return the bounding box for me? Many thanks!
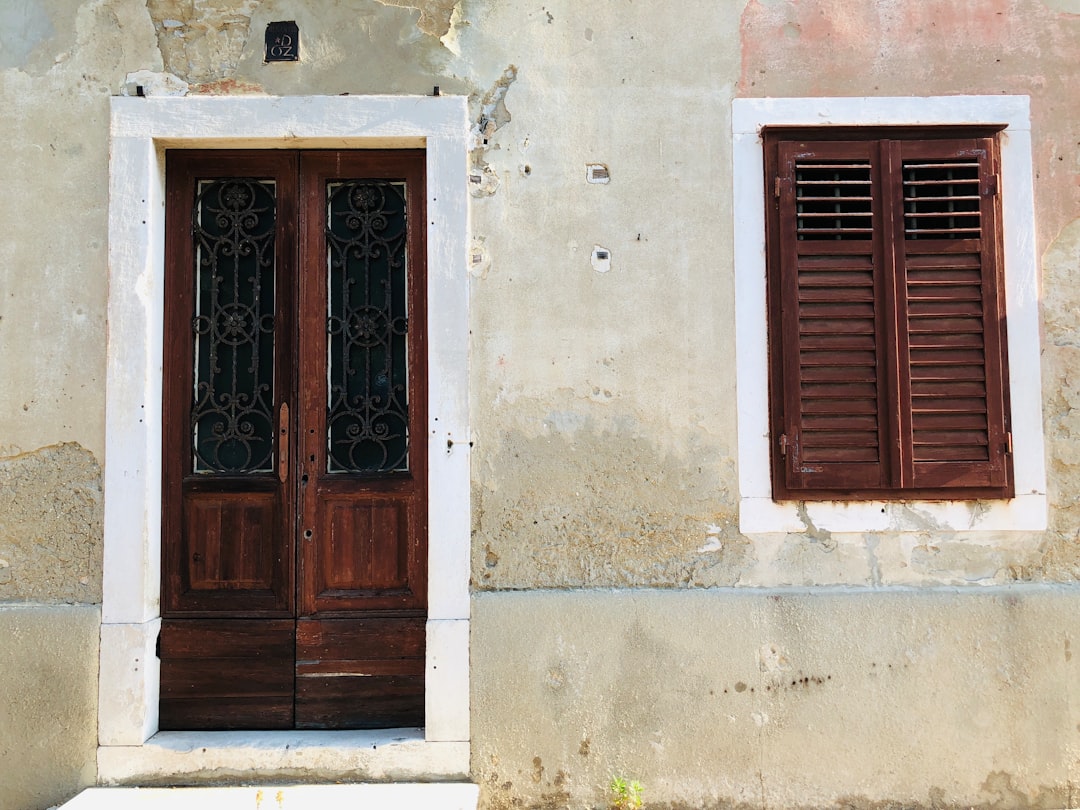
[732,96,1047,534]
[95,731,469,785]
[101,95,471,779]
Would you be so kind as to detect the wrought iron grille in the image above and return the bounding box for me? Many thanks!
[325,180,410,474]
[191,178,277,474]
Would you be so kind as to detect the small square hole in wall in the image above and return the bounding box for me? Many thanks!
[265,21,299,62]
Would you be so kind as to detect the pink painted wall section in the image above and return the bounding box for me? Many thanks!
[738,0,1080,250]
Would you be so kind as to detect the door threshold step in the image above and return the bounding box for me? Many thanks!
[59,783,479,809]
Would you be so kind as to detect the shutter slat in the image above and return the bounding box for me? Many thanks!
[800,350,877,368]
[906,396,989,414]
[910,365,986,381]
[911,412,991,429]
[908,316,984,334]
[909,348,984,364]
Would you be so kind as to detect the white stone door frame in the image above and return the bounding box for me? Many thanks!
[99,95,471,781]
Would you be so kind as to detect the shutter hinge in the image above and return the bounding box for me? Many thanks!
[779,433,788,456]
[155,630,161,659]
[774,176,782,198]
[984,174,999,197]
[1006,431,1013,455]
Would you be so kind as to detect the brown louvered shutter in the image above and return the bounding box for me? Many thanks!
[893,138,1010,490]
[774,140,890,492]
[768,131,1012,500]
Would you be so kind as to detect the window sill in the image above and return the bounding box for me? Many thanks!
[96,729,470,785]
[739,493,1047,536]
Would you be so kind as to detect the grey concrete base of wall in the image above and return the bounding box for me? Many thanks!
[0,604,99,810]
[472,587,1080,810]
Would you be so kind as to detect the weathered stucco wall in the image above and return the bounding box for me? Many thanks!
[463,0,746,591]
[1,0,157,606]
[0,444,103,603]
[473,588,1080,809]
[0,605,100,810]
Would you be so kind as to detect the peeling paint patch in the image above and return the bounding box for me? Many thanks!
[469,238,492,278]
[146,0,260,84]
[0,443,102,603]
[470,65,518,198]
[372,0,460,38]
[698,524,723,553]
[469,164,500,198]
[472,411,746,589]
[122,69,188,97]
[1041,0,1080,13]
[190,76,264,95]
[473,65,519,149]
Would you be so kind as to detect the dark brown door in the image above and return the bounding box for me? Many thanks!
[160,150,427,730]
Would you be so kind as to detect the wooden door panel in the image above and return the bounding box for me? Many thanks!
[295,674,424,729]
[296,616,425,660]
[322,496,408,590]
[159,619,294,730]
[170,489,289,613]
[295,617,425,729]
[160,697,293,731]
[302,493,424,612]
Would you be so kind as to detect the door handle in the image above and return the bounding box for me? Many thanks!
[278,401,289,483]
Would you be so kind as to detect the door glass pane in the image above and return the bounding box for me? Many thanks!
[325,180,409,474]
[191,179,277,473]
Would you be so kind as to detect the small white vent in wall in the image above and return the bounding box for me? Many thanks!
[591,245,611,272]
[586,163,610,184]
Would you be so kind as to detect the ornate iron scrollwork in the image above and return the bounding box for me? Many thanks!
[191,179,277,473]
[326,180,410,474]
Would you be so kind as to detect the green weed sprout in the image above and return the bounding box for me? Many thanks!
[609,776,644,810]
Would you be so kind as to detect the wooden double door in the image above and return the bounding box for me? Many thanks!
[160,150,428,730]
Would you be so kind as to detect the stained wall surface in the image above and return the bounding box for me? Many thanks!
[0,0,1078,808]
[472,588,1080,810]
[0,605,99,810]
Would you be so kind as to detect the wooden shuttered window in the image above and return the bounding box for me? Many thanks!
[765,130,1013,500]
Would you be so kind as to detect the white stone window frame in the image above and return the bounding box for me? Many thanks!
[733,96,1047,535]
[100,95,471,781]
